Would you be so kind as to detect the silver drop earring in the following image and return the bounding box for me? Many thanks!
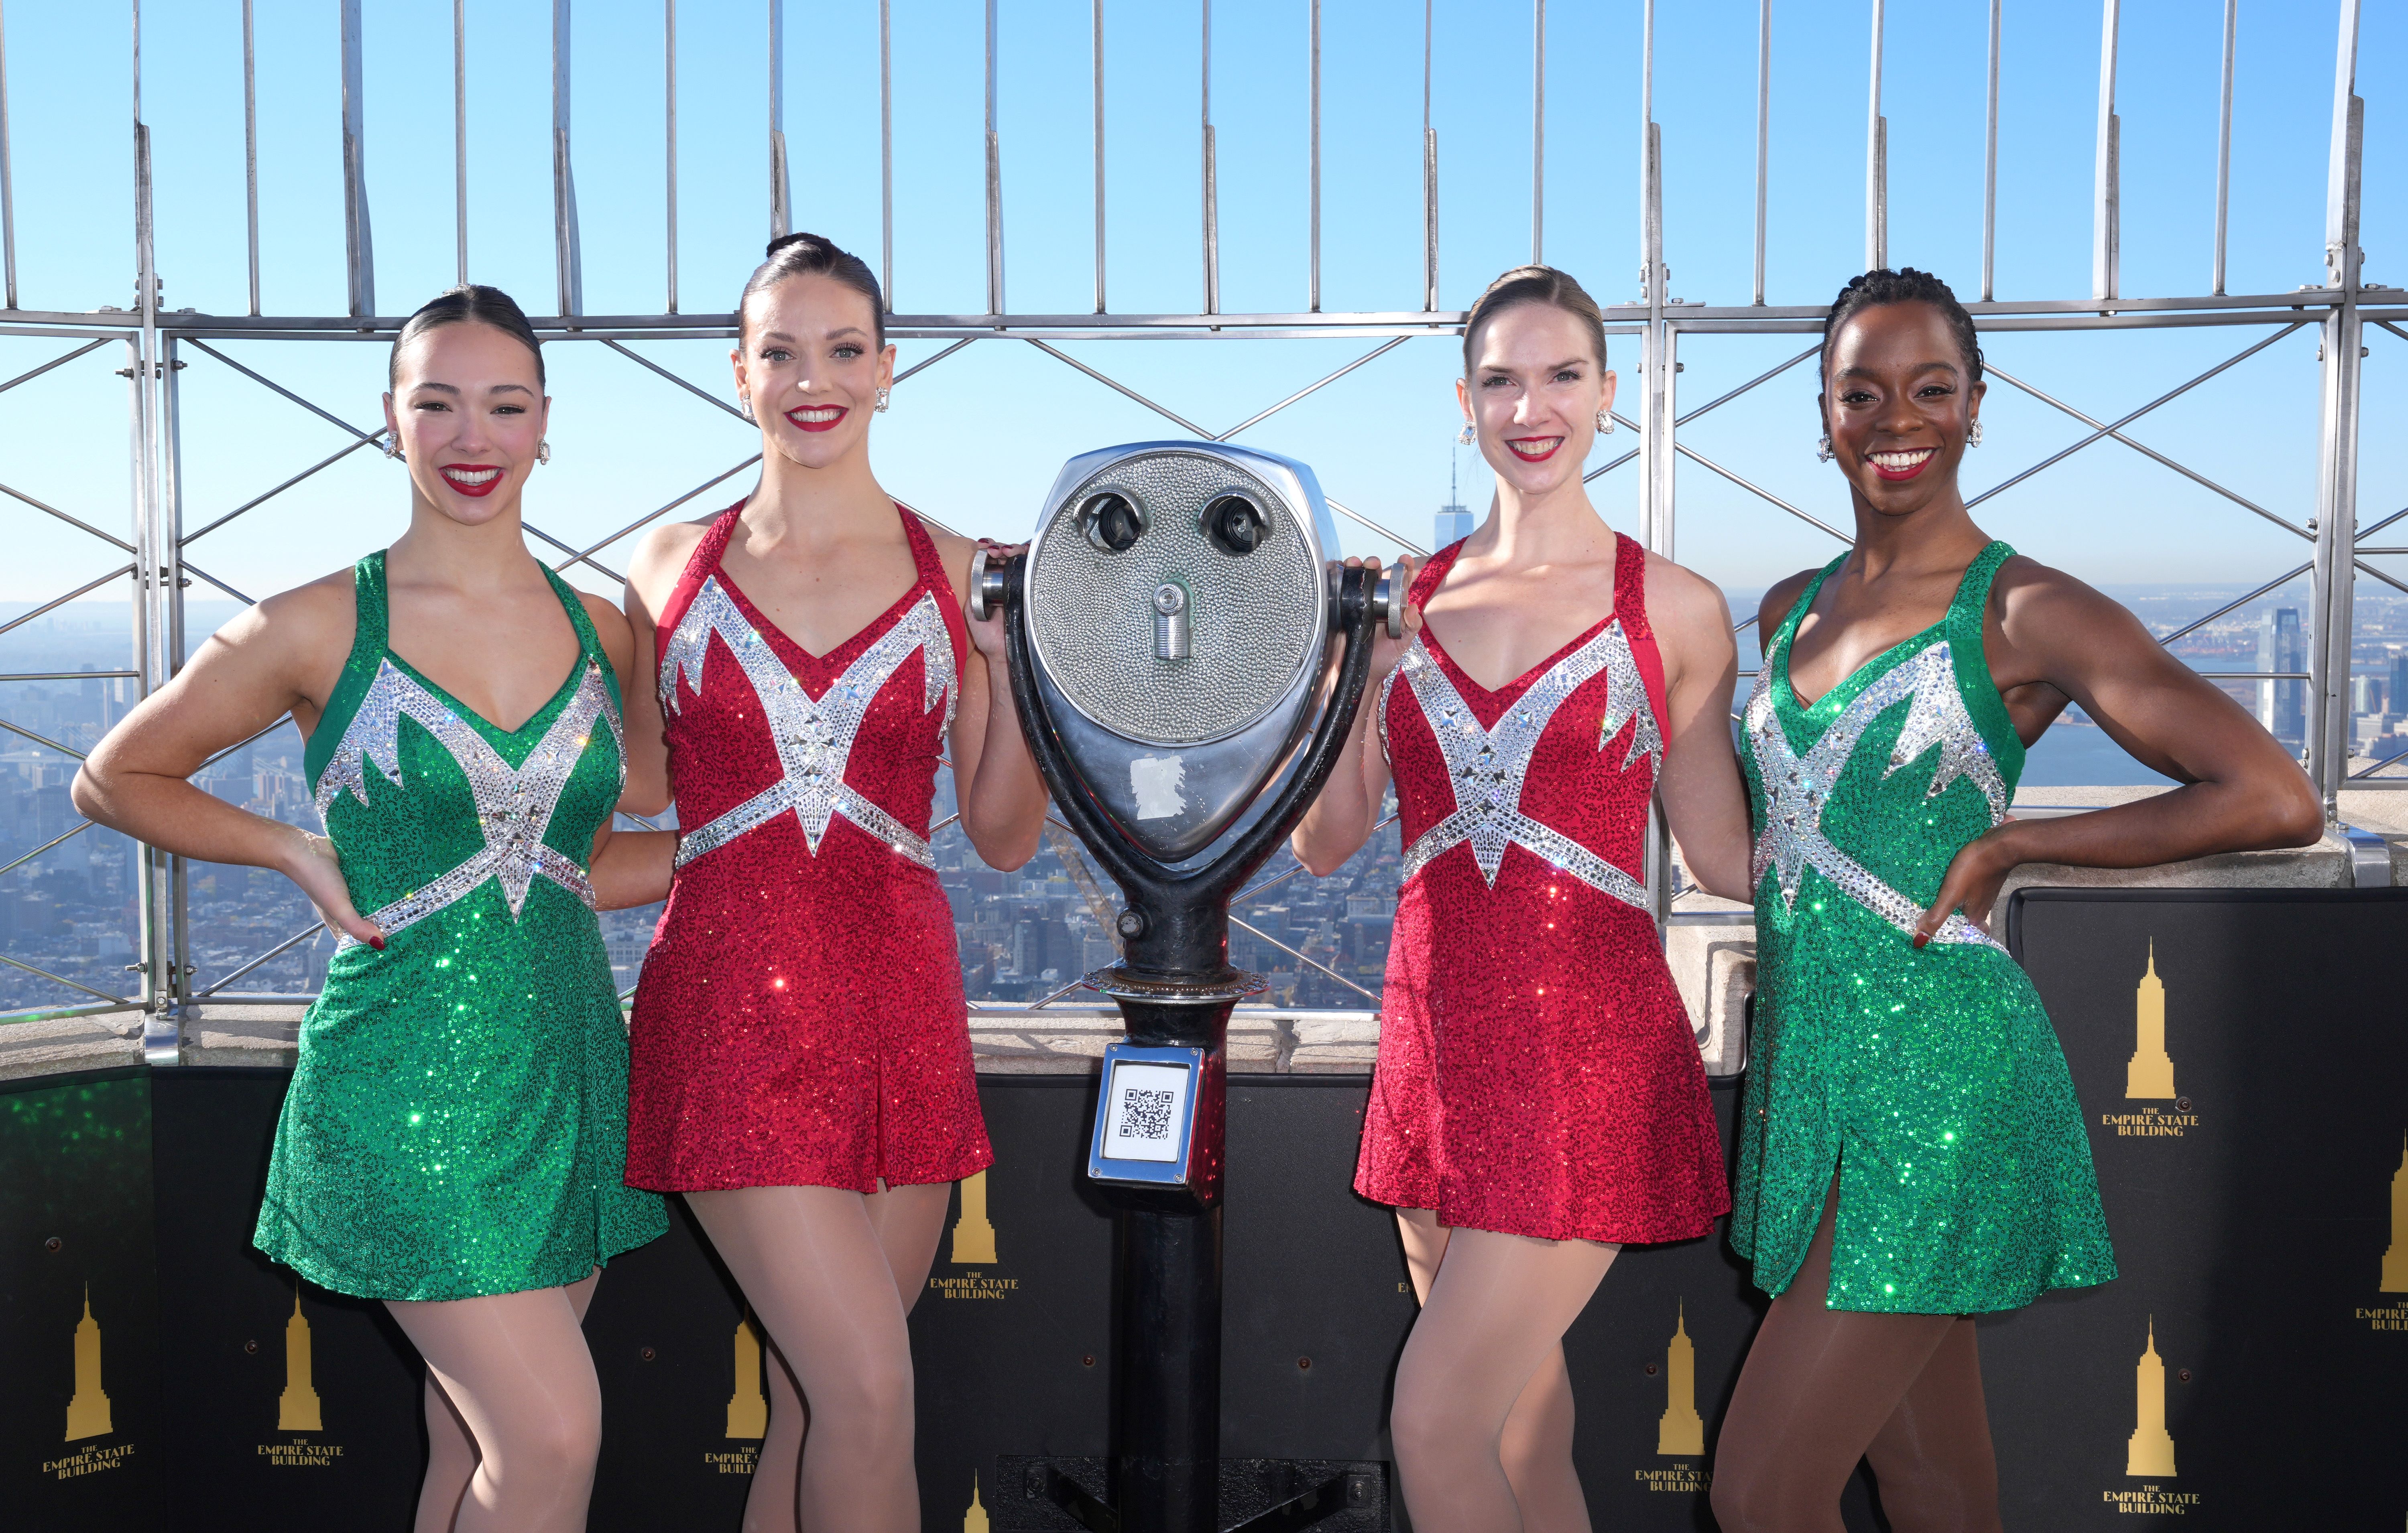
[536,440,552,465]
[875,386,891,413]
[382,434,403,461]
[1816,433,1835,463]
[1967,417,1984,448]
[738,396,756,424]
[1596,410,1616,436]
[1456,420,1477,446]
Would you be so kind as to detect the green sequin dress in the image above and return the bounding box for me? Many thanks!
[252,553,667,1301]
[1733,541,2115,1314]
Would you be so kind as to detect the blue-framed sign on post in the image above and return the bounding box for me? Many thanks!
[1087,1042,1208,1188]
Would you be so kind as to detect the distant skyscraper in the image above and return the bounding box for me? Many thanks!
[2389,649,2408,718]
[1436,447,1475,548]
[2350,674,2385,718]
[2257,608,2305,743]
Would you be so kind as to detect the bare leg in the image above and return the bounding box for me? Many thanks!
[1390,1208,1617,1533]
[413,1270,601,1533]
[689,1183,952,1533]
[736,1180,949,1533]
[1708,1188,1999,1533]
[386,1270,606,1533]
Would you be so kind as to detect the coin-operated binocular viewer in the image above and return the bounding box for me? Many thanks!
[973,443,1402,1533]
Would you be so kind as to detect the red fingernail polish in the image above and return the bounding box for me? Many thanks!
[369,936,386,951]
[1911,933,1929,950]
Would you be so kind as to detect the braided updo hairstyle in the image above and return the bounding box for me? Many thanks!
[738,232,885,348]
[1818,267,1983,384]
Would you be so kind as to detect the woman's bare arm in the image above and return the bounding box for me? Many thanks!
[617,520,711,817]
[936,529,1047,873]
[70,576,384,945]
[1647,557,1755,902]
[1914,560,2323,939]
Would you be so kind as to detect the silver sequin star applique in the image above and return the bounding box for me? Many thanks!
[661,577,957,869]
[313,658,623,946]
[1744,640,2009,950]
[1387,621,1660,909]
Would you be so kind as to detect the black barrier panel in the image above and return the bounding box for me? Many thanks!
[147,1068,425,1531]
[2,1066,161,1527]
[2003,887,2408,1529]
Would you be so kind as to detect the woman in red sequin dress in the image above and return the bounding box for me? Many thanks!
[618,235,1045,1533]
[1293,267,1756,1532]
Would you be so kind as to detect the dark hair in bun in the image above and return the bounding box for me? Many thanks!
[739,232,885,347]
[389,284,544,388]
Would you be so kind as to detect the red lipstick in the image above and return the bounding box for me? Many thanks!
[785,404,849,433]
[1504,436,1564,463]
[1867,447,1937,483]
[439,463,505,498]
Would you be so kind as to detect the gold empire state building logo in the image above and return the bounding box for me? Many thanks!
[727,1313,768,1439]
[1657,1302,1704,1456]
[951,1170,997,1265]
[2126,942,2175,1099]
[65,1284,112,1442]
[2383,1137,2408,1293]
[279,1289,323,1431]
[2125,1318,2176,1477]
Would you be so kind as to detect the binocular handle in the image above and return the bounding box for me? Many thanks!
[1332,559,1408,640]
[968,545,1011,623]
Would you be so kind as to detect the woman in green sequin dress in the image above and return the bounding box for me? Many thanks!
[1706,270,2321,1533]
[75,288,672,1533]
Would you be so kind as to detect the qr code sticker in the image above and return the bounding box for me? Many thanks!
[1118,1088,1177,1142]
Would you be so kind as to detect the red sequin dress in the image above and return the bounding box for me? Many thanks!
[1355,533,1729,1244]
[625,502,992,1192]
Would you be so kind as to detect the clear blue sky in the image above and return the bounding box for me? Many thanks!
[0,0,2400,618]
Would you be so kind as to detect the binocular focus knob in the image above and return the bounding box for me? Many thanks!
[968,546,1013,623]
[1329,560,1409,640]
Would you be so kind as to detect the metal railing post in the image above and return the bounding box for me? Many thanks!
[984,0,1004,317]
[2311,1,2365,816]
[340,0,375,319]
[131,13,179,1058]
[161,334,191,1012]
[769,0,789,242]
[1866,0,1885,272]
[552,0,582,319]
[2093,0,2121,302]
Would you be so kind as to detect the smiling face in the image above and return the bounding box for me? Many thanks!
[1819,300,1986,519]
[1457,301,1616,501]
[732,271,896,471]
[384,321,548,527]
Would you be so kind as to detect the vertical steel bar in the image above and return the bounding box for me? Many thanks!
[340,0,376,318]
[243,0,260,313]
[879,0,891,307]
[2092,0,2119,302]
[453,0,467,287]
[0,0,13,312]
[985,0,1004,317]
[1753,0,1769,306]
[552,0,581,317]
[769,0,789,241]
[1865,0,1885,272]
[1530,0,1544,266]
[2310,1,2364,812]
[1092,0,1105,314]
[1422,0,1437,311]
[1982,0,1999,300]
[1309,0,1321,313]
[1201,0,1218,317]
[160,333,189,1010]
[667,0,679,312]
[2212,0,2234,295]
[132,5,177,1059]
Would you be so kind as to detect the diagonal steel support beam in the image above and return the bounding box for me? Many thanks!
[181,435,384,546]
[197,715,293,775]
[602,337,749,421]
[550,456,762,574]
[1675,441,1853,544]
[1965,323,2304,510]
[1231,815,1398,906]
[181,560,254,605]
[1983,361,2310,541]
[0,564,134,642]
[192,919,327,998]
[521,523,624,585]
[0,819,96,882]
[895,337,978,384]
[1215,337,1407,441]
[0,478,136,552]
[0,338,110,397]
[0,716,86,759]
[1024,338,1212,436]
[1326,497,1426,555]
[183,337,392,444]
[2154,562,2311,648]
[1230,913,1379,1001]
[0,950,131,1007]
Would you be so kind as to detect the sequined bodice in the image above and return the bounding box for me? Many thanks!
[1740,542,2023,951]
[305,553,626,949]
[657,502,961,873]
[1380,534,1664,913]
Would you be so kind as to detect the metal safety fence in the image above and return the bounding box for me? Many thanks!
[0,0,2391,1045]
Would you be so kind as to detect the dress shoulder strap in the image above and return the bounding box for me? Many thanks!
[1409,538,1468,607]
[350,551,391,664]
[1947,541,2016,639]
[541,564,606,660]
[1610,533,1651,640]
[1771,553,1849,656]
[895,501,951,593]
